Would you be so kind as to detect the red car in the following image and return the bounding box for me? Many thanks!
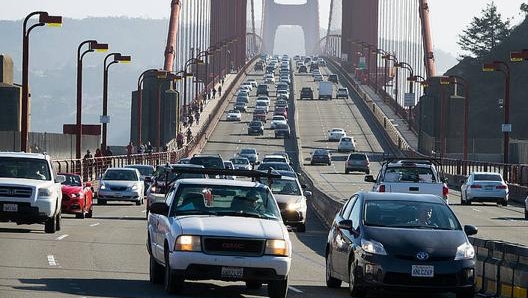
[59,173,94,219]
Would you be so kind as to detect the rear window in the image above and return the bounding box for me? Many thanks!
[474,174,502,181]
[349,154,367,160]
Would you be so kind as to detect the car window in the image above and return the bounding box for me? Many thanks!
[341,194,357,218]
[168,185,281,219]
[474,173,502,181]
[349,197,363,229]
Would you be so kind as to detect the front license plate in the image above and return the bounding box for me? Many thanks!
[221,266,243,279]
[3,203,18,212]
[411,265,434,277]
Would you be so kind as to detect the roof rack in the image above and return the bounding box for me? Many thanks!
[170,166,282,180]
[383,157,440,166]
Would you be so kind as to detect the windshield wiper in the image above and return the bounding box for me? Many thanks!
[217,211,268,219]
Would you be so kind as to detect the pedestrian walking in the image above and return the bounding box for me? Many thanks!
[195,111,200,125]
[218,85,222,96]
[212,87,217,99]
[188,114,194,126]
[186,127,193,143]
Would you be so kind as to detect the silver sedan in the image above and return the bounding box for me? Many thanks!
[460,172,509,206]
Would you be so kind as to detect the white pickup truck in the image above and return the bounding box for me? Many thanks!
[0,152,65,233]
[364,158,449,202]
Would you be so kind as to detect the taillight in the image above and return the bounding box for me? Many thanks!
[443,184,449,196]
[496,185,507,189]
[378,185,385,192]
[470,184,482,189]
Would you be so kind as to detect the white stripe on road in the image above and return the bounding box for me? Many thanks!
[47,255,57,266]
[288,286,303,293]
[89,223,100,227]
[56,234,69,240]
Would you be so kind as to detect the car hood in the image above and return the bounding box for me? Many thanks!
[273,194,304,204]
[365,227,468,257]
[177,216,286,239]
[0,178,56,189]
[100,180,139,187]
[61,185,83,193]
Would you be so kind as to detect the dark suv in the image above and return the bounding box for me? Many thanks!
[189,154,225,170]
[256,84,269,96]
[345,152,370,174]
[328,74,338,83]
[300,87,314,100]
[247,120,264,136]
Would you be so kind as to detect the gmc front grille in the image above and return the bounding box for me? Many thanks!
[0,186,32,198]
[203,237,265,256]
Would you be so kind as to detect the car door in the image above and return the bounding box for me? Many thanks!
[330,194,359,278]
[151,186,176,260]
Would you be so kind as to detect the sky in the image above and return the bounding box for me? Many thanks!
[0,0,526,57]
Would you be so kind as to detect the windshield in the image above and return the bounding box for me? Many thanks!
[363,200,461,230]
[61,174,82,186]
[103,170,138,181]
[240,149,256,154]
[0,157,51,180]
[125,165,154,176]
[169,185,281,220]
[263,178,301,195]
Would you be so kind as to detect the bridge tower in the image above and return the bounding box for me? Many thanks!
[262,0,320,55]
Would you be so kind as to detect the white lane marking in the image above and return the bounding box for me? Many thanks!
[141,210,146,213]
[288,286,303,293]
[89,223,100,227]
[472,208,481,212]
[56,234,69,240]
[47,255,57,266]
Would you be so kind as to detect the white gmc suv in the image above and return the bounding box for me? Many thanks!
[0,152,65,233]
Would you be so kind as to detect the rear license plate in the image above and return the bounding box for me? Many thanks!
[221,266,243,279]
[411,265,434,277]
[3,203,18,212]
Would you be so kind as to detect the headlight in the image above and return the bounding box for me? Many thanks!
[361,239,387,255]
[455,242,475,260]
[174,235,202,252]
[150,186,157,193]
[38,188,52,196]
[99,183,106,190]
[131,184,138,191]
[69,193,81,198]
[265,239,289,256]
[287,198,304,211]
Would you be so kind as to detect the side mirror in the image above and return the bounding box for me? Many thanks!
[144,176,153,183]
[364,175,375,183]
[464,225,478,236]
[304,190,312,199]
[150,202,169,216]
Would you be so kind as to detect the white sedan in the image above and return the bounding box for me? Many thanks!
[225,109,242,121]
[460,172,509,206]
[337,136,356,152]
[328,128,346,141]
[270,115,287,129]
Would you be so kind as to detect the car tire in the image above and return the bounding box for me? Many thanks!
[136,200,142,206]
[246,281,263,289]
[345,169,349,174]
[268,277,288,298]
[44,214,56,234]
[325,253,342,288]
[365,170,370,175]
[76,212,84,219]
[297,223,306,233]
[150,254,164,284]
[456,286,475,298]
[500,199,508,206]
[98,199,107,205]
[349,264,366,297]
[525,209,528,219]
[55,211,61,231]
[164,246,184,294]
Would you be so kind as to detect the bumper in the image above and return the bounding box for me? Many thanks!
[280,209,305,225]
[169,251,290,281]
[356,254,475,292]
[98,191,141,202]
[0,201,54,224]
[61,199,84,214]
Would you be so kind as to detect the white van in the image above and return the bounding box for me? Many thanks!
[318,81,333,100]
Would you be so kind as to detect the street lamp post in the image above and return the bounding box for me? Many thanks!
[21,11,62,152]
[102,53,131,151]
[483,61,511,171]
[408,75,428,153]
[76,40,108,160]
[381,53,399,106]
[439,76,451,158]
[396,61,415,128]
[182,57,204,116]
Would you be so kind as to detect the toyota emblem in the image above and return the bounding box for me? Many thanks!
[416,251,430,261]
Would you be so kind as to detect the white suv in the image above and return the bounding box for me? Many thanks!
[0,152,65,233]
[147,168,291,297]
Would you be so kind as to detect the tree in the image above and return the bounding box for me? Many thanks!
[457,1,512,59]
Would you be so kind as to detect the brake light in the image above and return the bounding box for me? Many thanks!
[470,185,482,189]
[496,185,507,189]
[443,184,449,196]
[378,185,385,192]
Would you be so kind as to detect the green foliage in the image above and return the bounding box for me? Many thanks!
[457,1,512,59]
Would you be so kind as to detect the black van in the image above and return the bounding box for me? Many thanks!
[328,74,339,83]
[256,84,269,96]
